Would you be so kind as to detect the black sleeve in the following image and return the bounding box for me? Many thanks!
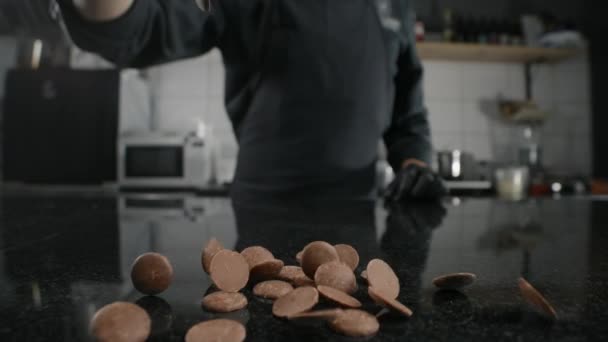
[56,0,225,68]
[383,6,433,171]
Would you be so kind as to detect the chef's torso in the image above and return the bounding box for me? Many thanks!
[221,0,407,199]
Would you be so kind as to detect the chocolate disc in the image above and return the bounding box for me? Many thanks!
[253,280,294,300]
[317,285,362,308]
[130,253,174,295]
[272,286,319,318]
[334,244,360,271]
[250,259,284,282]
[518,277,558,319]
[360,270,368,280]
[366,259,400,299]
[277,266,313,286]
[185,319,246,342]
[329,309,379,337]
[240,246,274,269]
[90,302,151,342]
[432,273,477,290]
[368,286,413,318]
[202,238,224,274]
[202,291,248,313]
[314,261,357,295]
[301,241,340,278]
[293,277,316,287]
[296,251,303,264]
[209,250,250,293]
[287,309,344,321]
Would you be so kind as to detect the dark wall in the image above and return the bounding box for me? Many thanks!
[585,0,608,177]
[413,0,585,28]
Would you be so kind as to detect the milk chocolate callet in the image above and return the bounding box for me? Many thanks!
[366,259,400,299]
[202,238,224,274]
[329,309,380,337]
[296,251,303,264]
[360,270,368,280]
[272,286,319,318]
[314,261,357,295]
[432,273,477,290]
[185,319,246,342]
[518,277,558,319]
[90,302,151,342]
[250,259,284,282]
[253,280,294,300]
[334,244,360,271]
[240,246,274,269]
[287,309,344,321]
[277,266,313,286]
[131,252,174,295]
[368,286,413,318]
[317,285,362,308]
[301,241,340,278]
[209,250,250,293]
[202,292,248,313]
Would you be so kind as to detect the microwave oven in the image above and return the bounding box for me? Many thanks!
[118,132,212,190]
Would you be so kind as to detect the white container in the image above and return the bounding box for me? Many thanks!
[495,167,529,201]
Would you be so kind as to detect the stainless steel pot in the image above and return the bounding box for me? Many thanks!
[436,150,474,180]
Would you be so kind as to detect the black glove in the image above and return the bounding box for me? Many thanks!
[385,163,448,203]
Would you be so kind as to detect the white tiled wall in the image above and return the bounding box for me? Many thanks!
[146,50,237,183]
[147,48,593,180]
[424,51,592,176]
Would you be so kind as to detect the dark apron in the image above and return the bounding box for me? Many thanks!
[231,0,403,201]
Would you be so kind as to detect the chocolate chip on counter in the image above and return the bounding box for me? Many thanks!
[202,238,224,274]
[250,259,284,282]
[317,285,362,308]
[329,309,380,337]
[368,286,413,318]
[90,302,151,342]
[272,286,319,318]
[131,253,173,295]
[432,273,477,290]
[287,309,344,321]
[314,261,357,295]
[366,259,400,299]
[185,319,246,342]
[240,246,274,269]
[209,250,250,293]
[202,292,248,313]
[301,241,340,278]
[277,266,315,287]
[518,277,558,320]
[253,280,294,300]
[334,244,360,271]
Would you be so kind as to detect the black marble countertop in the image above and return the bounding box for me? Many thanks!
[1,190,607,341]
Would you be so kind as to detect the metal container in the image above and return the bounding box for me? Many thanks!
[436,150,476,180]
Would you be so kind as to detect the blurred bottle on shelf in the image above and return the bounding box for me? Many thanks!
[442,8,454,42]
[415,20,425,42]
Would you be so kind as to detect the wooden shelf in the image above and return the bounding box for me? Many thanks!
[417,42,579,64]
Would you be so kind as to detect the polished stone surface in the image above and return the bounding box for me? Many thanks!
[1,191,607,341]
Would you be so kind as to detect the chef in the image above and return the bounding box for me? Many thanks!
[56,0,446,202]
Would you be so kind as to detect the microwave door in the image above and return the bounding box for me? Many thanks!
[120,145,186,188]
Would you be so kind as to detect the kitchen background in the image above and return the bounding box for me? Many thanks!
[0,0,604,193]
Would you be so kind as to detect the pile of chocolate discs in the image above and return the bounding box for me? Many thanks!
[89,238,557,342]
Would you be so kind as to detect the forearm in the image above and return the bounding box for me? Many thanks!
[73,0,134,22]
[58,0,222,68]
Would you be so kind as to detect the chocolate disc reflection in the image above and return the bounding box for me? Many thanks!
[135,296,174,337]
